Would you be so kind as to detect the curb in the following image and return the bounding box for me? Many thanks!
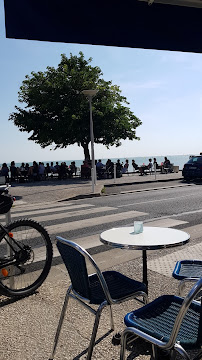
[118,183,192,195]
[59,177,185,202]
[104,176,184,188]
[59,192,102,202]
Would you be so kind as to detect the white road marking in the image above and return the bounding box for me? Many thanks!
[3,204,95,219]
[46,210,148,234]
[117,193,197,207]
[23,206,117,222]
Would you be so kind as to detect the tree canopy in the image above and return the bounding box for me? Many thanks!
[9,52,142,160]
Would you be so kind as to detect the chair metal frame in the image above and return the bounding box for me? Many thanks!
[49,236,148,360]
[173,260,202,296]
[120,278,202,360]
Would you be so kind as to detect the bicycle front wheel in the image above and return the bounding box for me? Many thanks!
[0,219,53,297]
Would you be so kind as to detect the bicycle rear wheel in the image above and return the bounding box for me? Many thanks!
[0,219,53,297]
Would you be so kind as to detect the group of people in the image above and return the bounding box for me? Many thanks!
[95,159,131,179]
[95,157,171,176]
[138,157,171,176]
[0,160,78,182]
[85,157,172,179]
[81,158,125,179]
[81,159,116,179]
[0,157,172,182]
[119,157,170,175]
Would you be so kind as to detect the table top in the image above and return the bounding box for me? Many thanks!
[100,226,190,250]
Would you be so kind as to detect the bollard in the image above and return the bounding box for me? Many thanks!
[114,163,116,183]
[91,168,95,193]
[154,163,157,181]
[94,166,97,186]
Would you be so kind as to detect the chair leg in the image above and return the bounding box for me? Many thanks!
[86,301,107,360]
[152,347,175,360]
[178,280,186,296]
[193,349,202,360]
[174,343,190,360]
[109,305,115,330]
[120,330,128,360]
[152,345,160,359]
[143,292,149,304]
[170,349,177,360]
[49,287,71,360]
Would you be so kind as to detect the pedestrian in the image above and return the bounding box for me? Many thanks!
[132,159,139,171]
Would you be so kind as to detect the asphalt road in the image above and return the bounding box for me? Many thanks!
[11,179,202,246]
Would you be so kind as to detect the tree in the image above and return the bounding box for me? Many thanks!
[9,52,142,160]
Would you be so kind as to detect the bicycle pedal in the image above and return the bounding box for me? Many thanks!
[16,265,25,274]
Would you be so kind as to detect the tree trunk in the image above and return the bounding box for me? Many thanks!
[82,143,90,160]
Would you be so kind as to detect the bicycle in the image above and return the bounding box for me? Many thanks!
[0,185,53,297]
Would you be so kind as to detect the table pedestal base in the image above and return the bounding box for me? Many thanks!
[142,250,148,292]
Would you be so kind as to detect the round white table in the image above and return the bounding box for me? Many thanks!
[100,226,190,290]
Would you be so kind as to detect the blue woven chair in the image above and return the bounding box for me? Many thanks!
[173,260,202,296]
[120,278,202,360]
[49,237,148,360]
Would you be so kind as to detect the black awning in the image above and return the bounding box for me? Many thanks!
[4,0,202,53]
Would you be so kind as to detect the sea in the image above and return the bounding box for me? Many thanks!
[7,154,193,172]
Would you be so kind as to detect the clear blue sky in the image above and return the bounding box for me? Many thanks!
[1,0,202,164]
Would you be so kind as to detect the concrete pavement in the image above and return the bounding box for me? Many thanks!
[1,170,201,360]
[8,171,184,205]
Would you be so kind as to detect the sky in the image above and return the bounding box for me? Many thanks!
[1,1,202,164]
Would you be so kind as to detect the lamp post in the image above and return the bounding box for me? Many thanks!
[82,89,98,193]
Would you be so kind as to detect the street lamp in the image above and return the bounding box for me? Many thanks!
[82,89,98,193]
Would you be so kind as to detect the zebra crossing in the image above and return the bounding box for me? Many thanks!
[8,200,148,236]
[6,199,202,277]
[6,200,148,270]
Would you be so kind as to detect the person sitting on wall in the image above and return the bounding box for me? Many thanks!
[106,159,114,178]
[54,162,60,174]
[58,163,65,179]
[10,161,18,182]
[96,159,105,179]
[32,161,39,181]
[38,162,46,180]
[45,163,51,177]
[122,159,129,174]
[139,159,152,176]
[161,157,171,173]
[25,163,30,174]
[164,157,170,167]
[116,159,123,178]
[19,162,26,176]
[81,160,91,179]
[132,159,139,171]
[70,161,77,176]
[50,162,56,174]
[153,158,158,171]
[0,163,9,182]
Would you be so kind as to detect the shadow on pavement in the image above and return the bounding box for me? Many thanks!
[72,329,113,359]
[0,291,38,308]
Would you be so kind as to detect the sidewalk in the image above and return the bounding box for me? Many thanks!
[9,171,184,205]
[2,235,199,360]
[2,170,200,360]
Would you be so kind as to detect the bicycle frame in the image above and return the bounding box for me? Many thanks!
[0,222,27,269]
[0,185,53,297]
